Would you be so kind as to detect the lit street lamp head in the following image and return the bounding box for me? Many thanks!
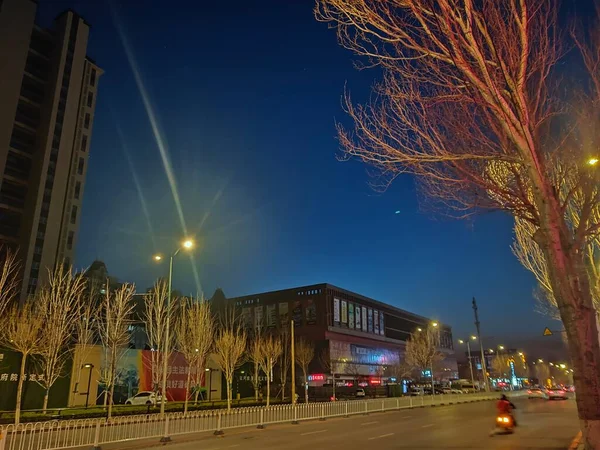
[182,239,194,249]
[588,157,599,166]
[458,339,464,344]
[432,321,438,327]
[470,336,477,340]
[153,254,162,262]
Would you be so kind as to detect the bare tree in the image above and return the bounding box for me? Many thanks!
[535,363,551,387]
[343,360,362,385]
[248,314,265,402]
[0,248,20,318]
[278,327,291,401]
[491,355,511,379]
[35,264,86,412]
[387,354,413,382]
[70,286,99,406]
[405,328,444,386]
[318,347,340,401]
[175,297,214,413]
[258,334,282,407]
[214,322,247,411]
[143,279,175,398]
[295,339,314,404]
[0,303,44,424]
[97,283,135,418]
[316,1,600,444]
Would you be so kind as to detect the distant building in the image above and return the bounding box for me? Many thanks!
[226,283,458,390]
[0,0,102,299]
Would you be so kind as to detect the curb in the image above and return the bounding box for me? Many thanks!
[568,431,582,450]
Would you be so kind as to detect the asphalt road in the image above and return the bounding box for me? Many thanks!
[144,397,578,450]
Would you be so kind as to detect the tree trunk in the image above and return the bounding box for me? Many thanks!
[14,353,27,424]
[254,361,259,402]
[538,190,600,450]
[266,371,271,407]
[226,379,232,411]
[42,388,49,413]
[184,367,192,414]
[303,369,308,404]
[107,357,116,419]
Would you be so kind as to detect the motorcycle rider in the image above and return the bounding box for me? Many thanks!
[496,394,517,426]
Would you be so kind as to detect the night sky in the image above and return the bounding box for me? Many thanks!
[34,0,573,350]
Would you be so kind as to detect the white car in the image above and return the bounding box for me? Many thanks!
[355,388,366,398]
[528,387,547,399]
[125,391,163,405]
[546,386,568,400]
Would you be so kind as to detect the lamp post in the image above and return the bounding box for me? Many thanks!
[205,368,213,402]
[430,322,438,395]
[153,238,194,421]
[458,336,477,390]
[83,363,94,408]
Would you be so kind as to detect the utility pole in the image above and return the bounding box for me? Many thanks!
[472,298,489,392]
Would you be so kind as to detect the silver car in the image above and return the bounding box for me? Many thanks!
[528,387,547,399]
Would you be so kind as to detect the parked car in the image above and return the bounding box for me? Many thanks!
[355,388,366,398]
[409,387,424,396]
[546,386,568,400]
[441,387,452,394]
[125,391,163,406]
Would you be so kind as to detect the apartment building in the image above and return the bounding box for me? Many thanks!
[0,0,102,298]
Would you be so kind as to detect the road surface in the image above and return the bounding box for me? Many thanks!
[118,397,577,450]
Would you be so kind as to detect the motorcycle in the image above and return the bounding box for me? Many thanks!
[494,414,515,434]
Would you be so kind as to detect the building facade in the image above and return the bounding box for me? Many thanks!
[227,283,458,388]
[0,0,102,298]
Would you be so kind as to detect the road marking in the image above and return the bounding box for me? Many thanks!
[300,430,328,436]
[228,446,240,449]
[401,415,412,419]
[361,421,379,426]
[368,433,394,440]
[422,424,434,428]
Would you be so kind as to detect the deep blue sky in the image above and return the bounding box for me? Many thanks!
[35,0,567,349]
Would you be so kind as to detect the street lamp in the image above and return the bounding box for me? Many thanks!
[153,238,195,422]
[82,363,94,408]
[498,345,505,351]
[588,158,599,166]
[458,336,477,390]
[538,359,544,363]
[559,363,566,369]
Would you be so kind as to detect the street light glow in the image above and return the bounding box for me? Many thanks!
[182,239,194,249]
[559,363,566,369]
[549,362,554,366]
[471,336,477,340]
[153,254,162,261]
[432,322,439,327]
[417,327,422,332]
[588,158,599,166]
[538,359,543,363]
[498,345,505,350]
[458,339,464,344]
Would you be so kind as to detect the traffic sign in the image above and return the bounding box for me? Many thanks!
[543,327,553,336]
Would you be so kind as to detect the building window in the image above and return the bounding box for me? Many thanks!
[74,181,81,200]
[34,246,42,255]
[87,92,93,107]
[81,135,87,151]
[70,205,77,224]
[77,157,84,175]
[84,113,90,129]
[67,231,74,250]
[90,69,96,87]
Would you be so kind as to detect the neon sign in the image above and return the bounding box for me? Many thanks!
[308,374,325,381]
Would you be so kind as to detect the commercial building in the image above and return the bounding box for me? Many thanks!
[226,283,458,389]
[0,0,102,298]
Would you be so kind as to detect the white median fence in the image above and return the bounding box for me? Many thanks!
[0,393,500,450]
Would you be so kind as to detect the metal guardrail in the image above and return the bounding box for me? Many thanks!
[0,393,501,450]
